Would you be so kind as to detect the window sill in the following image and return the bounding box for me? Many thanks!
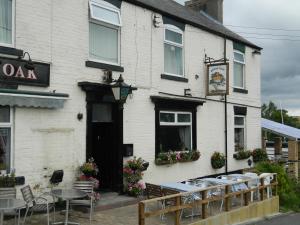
[233,88,248,94]
[86,61,124,72]
[161,74,188,83]
[0,46,23,57]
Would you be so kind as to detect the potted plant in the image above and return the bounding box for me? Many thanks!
[233,149,252,160]
[211,151,226,169]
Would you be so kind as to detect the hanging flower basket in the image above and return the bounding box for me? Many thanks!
[211,151,226,169]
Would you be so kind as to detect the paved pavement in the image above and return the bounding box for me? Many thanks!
[244,213,300,225]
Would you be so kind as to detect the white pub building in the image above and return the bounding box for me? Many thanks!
[0,0,262,192]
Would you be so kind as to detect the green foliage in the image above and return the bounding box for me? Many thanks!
[255,161,300,211]
[252,148,269,163]
[0,173,15,187]
[211,151,226,169]
[233,150,252,160]
[155,150,201,165]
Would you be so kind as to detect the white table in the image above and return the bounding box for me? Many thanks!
[0,199,25,225]
[51,189,87,225]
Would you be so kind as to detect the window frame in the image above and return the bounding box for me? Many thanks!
[233,50,245,89]
[163,24,185,77]
[234,115,246,151]
[159,111,192,152]
[0,0,15,47]
[0,107,13,173]
[88,0,121,66]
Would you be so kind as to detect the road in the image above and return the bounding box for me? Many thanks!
[246,213,300,225]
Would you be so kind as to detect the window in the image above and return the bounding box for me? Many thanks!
[164,25,184,76]
[0,0,13,46]
[89,0,121,65]
[233,50,245,89]
[234,115,245,151]
[0,106,12,173]
[159,111,192,152]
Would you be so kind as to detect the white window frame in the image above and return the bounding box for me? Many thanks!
[164,24,185,77]
[233,50,245,89]
[88,0,121,65]
[234,115,246,151]
[159,111,192,150]
[0,107,14,173]
[0,0,15,47]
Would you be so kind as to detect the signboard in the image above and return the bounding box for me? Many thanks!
[0,57,50,87]
[207,63,229,96]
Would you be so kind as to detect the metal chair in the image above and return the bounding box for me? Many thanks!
[145,183,164,219]
[69,181,94,222]
[259,173,273,198]
[244,172,260,201]
[0,188,22,225]
[21,185,53,225]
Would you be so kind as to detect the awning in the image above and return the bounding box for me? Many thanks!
[261,118,300,140]
[0,88,69,109]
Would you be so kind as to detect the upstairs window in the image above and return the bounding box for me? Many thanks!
[0,0,13,46]
[89,0,121,65]
[164,25,184,76]
[233,50,245,89]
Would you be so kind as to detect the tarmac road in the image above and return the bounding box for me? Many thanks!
[246,213,300,225]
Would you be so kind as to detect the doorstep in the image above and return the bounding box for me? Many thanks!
[94,192,144,212]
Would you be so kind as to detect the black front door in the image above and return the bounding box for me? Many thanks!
[87,102,123,192]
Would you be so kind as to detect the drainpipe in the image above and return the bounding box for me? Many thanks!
[224,36,228,174]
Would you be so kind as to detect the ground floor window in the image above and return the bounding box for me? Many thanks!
[234,115,245,151]
[0,106,12,173]
[159,111,192,152]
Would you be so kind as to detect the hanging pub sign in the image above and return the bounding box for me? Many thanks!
[206,63,229,96]
[0,57,50,87]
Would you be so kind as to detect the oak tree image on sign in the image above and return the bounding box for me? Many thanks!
[207,63,229,96]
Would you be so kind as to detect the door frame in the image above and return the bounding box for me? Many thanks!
[79,82,124,193]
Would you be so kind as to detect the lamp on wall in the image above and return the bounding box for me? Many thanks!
[21,52,35,70]
[111,75,132,103]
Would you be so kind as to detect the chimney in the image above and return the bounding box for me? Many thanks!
[185,0,223,23]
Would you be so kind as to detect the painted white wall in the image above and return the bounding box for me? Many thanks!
[6,0,261,189]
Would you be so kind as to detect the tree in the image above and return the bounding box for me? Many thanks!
[262,101,300,129]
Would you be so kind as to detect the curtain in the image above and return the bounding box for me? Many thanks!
[234,62,244,87]
[0,0,12,44]
[164,43,183,75]
[89,22,118,63]
[178,126,191,150]
[0,128,10,172]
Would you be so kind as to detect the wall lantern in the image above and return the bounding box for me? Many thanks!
[111,75,133,103]
[21,52,35,70]
[247,158,253,168]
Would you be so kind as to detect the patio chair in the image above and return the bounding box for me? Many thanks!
[69,181,94,222]
[162,188,184,219]
[0,188,22,225]
[21,185,53,225]
[259,173,273,198]
[244,172,260,201]
[145,183,164,219]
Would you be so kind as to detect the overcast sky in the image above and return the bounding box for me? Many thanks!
[175,0,300,116]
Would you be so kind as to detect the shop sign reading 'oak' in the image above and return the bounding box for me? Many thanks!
[0,57,50,87]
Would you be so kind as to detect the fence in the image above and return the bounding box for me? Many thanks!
[138,174,278,225]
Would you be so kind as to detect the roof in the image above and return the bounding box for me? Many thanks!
[124,0,262,50]
[261,118,300,140]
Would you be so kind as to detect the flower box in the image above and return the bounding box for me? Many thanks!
[155,150,201,165]
[233,150,252,160]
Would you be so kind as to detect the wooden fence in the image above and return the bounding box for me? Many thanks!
[138,174,278,225]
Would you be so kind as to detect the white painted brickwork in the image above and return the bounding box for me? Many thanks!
[8,0,261,189]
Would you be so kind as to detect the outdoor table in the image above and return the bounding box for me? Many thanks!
[51,189,87,225]
[0,199,25,225]
[202,177,248,192]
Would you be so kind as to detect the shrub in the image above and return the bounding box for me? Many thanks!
[211,152,226,169]
[233,150,252,160]
[255,161,300,211]
[252,148,268,163]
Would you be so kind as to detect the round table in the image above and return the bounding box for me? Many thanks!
[0,199,25,225]
[51,189,87,225]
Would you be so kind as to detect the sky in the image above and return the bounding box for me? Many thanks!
[175,0,300,116]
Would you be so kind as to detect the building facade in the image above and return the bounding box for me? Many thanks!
[0,0,261,191]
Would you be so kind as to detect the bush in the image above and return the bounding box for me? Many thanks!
[252,148,268,163]
[255,161,300,211]
[211,152,226,169]
[233,150,252,160]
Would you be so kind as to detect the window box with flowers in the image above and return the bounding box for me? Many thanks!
[211,151,226,169]
[233,149,252,160]
[155,150,201,165]
[123,157,146,197]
